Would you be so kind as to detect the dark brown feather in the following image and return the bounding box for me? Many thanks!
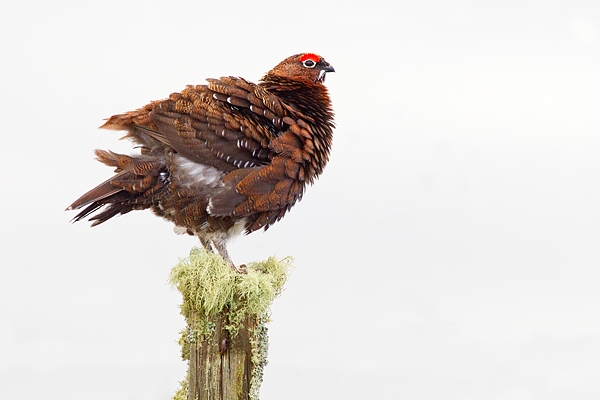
[67,53,335,269]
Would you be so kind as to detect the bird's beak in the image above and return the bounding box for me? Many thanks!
[317,63,335,83]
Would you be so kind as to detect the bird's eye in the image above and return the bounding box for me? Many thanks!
[302,59,316,68]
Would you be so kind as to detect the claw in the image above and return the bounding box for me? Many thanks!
[232,263,247,274]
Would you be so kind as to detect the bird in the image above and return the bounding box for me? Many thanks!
[67,53,335,271]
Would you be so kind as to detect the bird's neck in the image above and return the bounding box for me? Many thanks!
[260,75,334,132]
[261,75,335,183]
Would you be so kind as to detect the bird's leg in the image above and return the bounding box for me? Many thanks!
[199,237,214,254]
[212,240,246,274]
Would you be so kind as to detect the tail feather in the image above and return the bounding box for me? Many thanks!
[88,198,136,226]
[67,146,169,225]
[66,171,129,211]
[69,190,136,225]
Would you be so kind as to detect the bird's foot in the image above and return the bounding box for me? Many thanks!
[231,263,247,274]
[205,239,247,273]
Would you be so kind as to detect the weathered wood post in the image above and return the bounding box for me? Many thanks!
[170,248,290,400]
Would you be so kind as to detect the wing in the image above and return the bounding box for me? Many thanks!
[102,77,286,172]
[208,116,319,232]
[99,77,323,233]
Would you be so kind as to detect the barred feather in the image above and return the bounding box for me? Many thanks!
[67,53,335,269]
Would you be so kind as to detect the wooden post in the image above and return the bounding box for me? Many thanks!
[170,249,290,400]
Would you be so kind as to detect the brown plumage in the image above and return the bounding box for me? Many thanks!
[67,53,335,271]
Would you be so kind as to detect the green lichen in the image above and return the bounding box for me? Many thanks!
[170,247,291,400]
[249,314,270,400]
[169,247,291,337]
[172,380,188,400]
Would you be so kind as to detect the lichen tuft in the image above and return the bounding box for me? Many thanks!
[172,379,187,400]
[250,314,271,400]
[169,247,291,337]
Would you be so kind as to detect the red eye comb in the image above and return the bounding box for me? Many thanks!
[300,53,320,63]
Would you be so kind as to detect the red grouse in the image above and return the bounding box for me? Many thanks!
[67,53,335,270]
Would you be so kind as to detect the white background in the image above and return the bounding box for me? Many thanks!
[1,1,599,399]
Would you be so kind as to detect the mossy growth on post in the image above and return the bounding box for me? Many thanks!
[169,248,291,400]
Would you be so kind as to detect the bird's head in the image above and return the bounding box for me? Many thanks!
[266,53,335,84]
